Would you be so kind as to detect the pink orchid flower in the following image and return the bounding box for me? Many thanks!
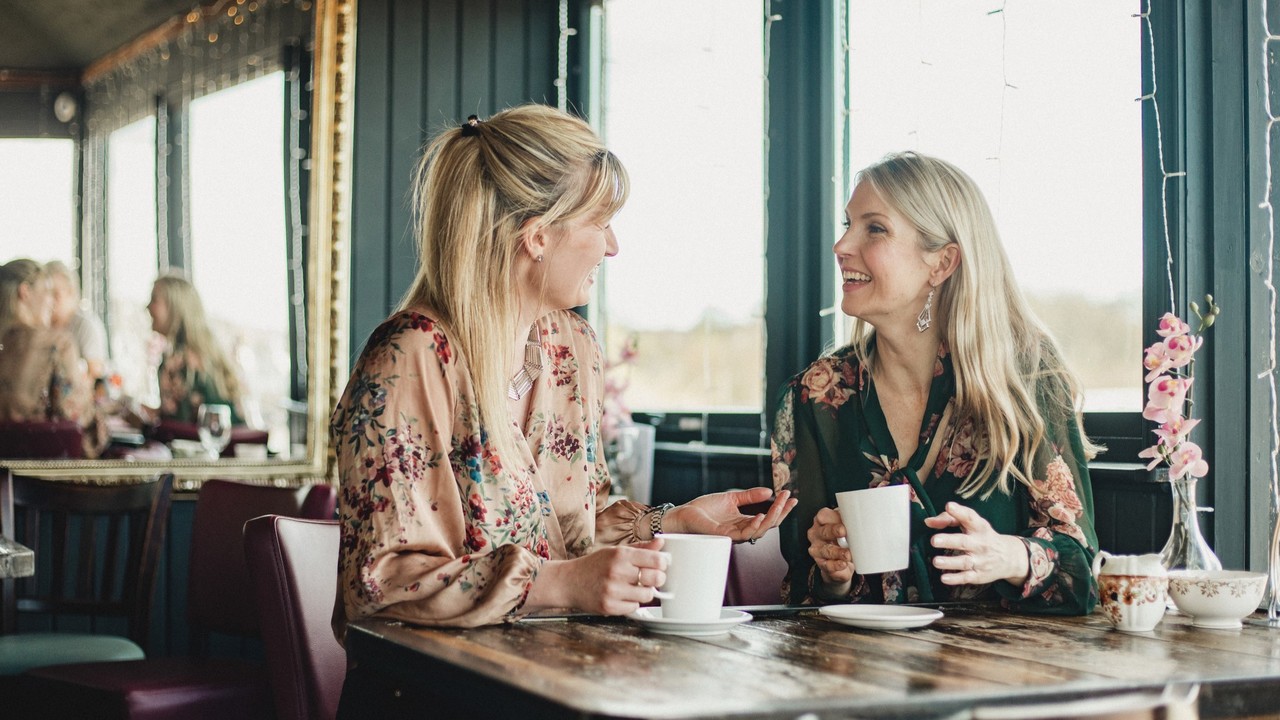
[1155,416,1200,445]
[1156,312,1191,338]
[1169,441,1209,479]
[1160,333,1200,370]
[1143,342,1173,382]
[1142,375,1192,424]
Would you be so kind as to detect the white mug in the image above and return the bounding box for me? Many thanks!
[835,484,911,575]
[654,533,731,621]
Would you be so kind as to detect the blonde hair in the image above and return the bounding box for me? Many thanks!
[400,104,628,461]
[152,274,243,404]
[0,259,47,338]
[849,151,1098,498]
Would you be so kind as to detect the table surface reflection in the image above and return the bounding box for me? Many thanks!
[345,604,1280,719]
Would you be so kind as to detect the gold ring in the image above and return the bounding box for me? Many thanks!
[637,568,644,586]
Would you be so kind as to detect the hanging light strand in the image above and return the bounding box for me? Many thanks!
[1256,0,1280,624]
[1137,2,1185,313]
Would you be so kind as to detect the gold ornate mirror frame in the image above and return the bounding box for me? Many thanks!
[0,0,355,490]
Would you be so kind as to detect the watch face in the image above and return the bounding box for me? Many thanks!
[54,92,77,123]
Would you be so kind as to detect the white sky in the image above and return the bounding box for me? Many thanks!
[601,0,1141,334]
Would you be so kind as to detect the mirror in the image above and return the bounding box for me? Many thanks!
[0,0,354,488]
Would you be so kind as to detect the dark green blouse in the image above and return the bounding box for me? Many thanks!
[771,342,1098,615]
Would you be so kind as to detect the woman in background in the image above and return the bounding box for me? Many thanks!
[146,274,245,425]
[0,258,106,458]
[772,151,1098,615]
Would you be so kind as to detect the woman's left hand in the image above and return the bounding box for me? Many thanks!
[666,488,797,542]
[924,502,1029,586]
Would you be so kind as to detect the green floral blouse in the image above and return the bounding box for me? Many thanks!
[330,308,650,632]
[157,347,244,425]
[771,342,1098,615]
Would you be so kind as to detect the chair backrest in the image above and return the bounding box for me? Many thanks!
[187,479,337,642]
[244,516,344,720]
[723,526,788,606]
[0,470,173,649]
[0,420,86,459]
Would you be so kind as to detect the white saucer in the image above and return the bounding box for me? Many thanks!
[627,607,753,637]
[819,604,943,630]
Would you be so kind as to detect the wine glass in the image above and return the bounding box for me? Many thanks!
[197,403,233,459]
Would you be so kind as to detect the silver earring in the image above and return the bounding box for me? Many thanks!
[916,288,934,333]
[536,254,544,263]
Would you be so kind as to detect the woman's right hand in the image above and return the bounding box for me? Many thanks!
[808,507,854,590]
[525,539,669,616]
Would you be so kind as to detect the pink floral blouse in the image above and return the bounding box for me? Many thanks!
[331,309,648,632]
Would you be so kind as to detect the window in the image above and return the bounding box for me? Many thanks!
[106,117,159,402]
[0,139,76,264]
[188,71,290,447]
[844,1,1143,412]
[597,0,766,414]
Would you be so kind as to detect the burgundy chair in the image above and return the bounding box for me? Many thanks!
[25,479,338,719]
[149,419,270,458]
[723,526,788,606]
[0,420,86,459]
[0,472,173,673]
[244,516,344,720]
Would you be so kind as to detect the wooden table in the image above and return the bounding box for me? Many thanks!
[343,605,1280,719]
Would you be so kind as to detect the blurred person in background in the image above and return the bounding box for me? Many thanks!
[0,258,107,457]
[145,273,246,425]
[46,260,109,380]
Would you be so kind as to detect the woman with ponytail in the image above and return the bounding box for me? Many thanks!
[331,105,795,634]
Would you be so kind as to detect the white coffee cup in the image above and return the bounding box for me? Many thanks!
[654,533,731,621]
[835,484,911,574]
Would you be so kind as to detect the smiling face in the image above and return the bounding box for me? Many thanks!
[539,205,619,311]
[834,180,939,328]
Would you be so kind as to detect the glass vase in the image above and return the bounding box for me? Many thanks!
[1269,475,1280,625]
[1157,469,1222,611]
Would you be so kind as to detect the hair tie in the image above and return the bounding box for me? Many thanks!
[460,115,481,137]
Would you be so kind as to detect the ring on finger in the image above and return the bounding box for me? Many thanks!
[636,568,644,586]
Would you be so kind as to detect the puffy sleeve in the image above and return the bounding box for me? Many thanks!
[773,380,840,605]
[996,404,1099,615]
[332,315,542,632]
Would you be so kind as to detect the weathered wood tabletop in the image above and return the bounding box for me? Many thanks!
[344,605,1280,719]
[0,535,34,579]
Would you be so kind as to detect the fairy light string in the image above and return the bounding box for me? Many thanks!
[1257,0,1280,624]
[1137,2,1184,314]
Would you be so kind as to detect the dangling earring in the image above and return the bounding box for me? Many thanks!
[916,288,935,333]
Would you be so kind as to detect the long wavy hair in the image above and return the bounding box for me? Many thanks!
[848,151,1098,498]
[151,274,243,405]
[0,259,47,338]
[400,104,628,459]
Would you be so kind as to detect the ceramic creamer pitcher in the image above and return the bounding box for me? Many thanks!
[1092,551,1168,632]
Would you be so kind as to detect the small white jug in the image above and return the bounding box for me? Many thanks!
[1092,551,1168,632]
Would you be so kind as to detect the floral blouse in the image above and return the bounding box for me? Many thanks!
[330,308,649,632]
[0,325,108,458]
[771,342,1098,615]
[157,347,244,425]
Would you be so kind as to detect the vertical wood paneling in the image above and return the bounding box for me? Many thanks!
[525,0,557,106]
[459,1,495,116]
[492,0,528,105]
[350,0,392,356]
[425,0,460,129]
[388,0,426,301]
[349,0,561,350]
